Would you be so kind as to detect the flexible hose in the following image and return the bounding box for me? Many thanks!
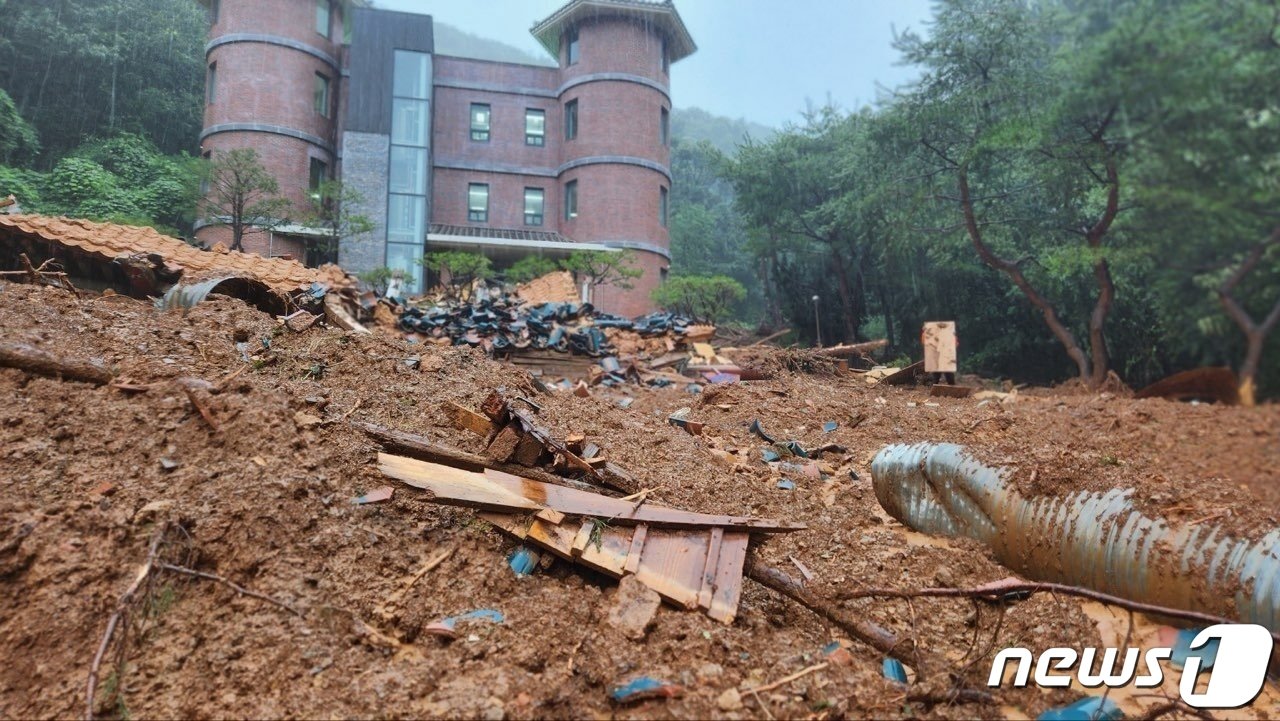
[871,442,1280,632]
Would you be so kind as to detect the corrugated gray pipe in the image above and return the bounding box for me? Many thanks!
[870,442,1280,633]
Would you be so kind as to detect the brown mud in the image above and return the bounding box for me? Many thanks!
[1,282,1278,719]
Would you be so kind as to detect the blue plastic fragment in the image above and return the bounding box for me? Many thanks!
[707,373,738,384]
[881,658,908,685]
[432,608,505,634]
[782,440,809,458]
[823,421,838,433]
[1037,696,1123,721]
[762,448,782,463]
[507,547,539,576]
[610,676,683,704]
[1169,627,1219,670]
[686,384,702,394]
[777,479,796,491]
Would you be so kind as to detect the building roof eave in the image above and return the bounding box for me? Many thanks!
[530,0,696,64]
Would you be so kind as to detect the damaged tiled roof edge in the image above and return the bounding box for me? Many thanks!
[0,214,350,294]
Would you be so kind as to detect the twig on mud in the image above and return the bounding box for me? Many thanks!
[741,662,829,695]
[85,524,168,721]
[377,547,453,621]
[748,687,775,720]
[337,398,364,423]
[182,386,221,432]
[213,364,248,392]
[837,577,1280,644]
[156,563,301,617]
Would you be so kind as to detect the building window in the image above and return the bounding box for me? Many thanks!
[525,109,545,146]
[524,188,545,226]
[566,26,579,65]
[315,0,330,37]
[660,266,669,284]
[661,36,669,74]
[309,158,327,193]
[389,147,427,194]
[564,180,578,221]
[392,98,428,146]
[314,73,330,117]
[565,99,578,141]
[661,107,669,146]
[660,185,668,227]
[206,63,217,104]
[393,50,430,99]
[470,103,490,142]
[468,183,489,222]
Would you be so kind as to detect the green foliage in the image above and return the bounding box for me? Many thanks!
[200,149,291,251]
[359,267,394,294]
[421,251,493,294]
[560,249,642,290]
[0,0,208,162]
[0,165,44,207]
[0,88,39,164]
[651,275,746,324]
[299,179,375,265]
[505,255,559,284]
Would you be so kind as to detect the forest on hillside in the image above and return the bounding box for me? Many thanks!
[0,0,1276,398]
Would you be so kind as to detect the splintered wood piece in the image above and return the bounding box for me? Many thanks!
[486,424,523,463]
[623,524,649,574]
[698,527,725,610]
[535,508,566,524]
[479,510,748,621]
[565,433,586,453]
[581,443,601,459]
[481,468,803,532]
[378,454,542,512]
[444,401,496,437]
[633,531,708,610]
[571,521,593,557]
[709,533,749,623]
[513,432,544,467]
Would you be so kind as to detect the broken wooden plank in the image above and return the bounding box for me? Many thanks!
[633,531,709,610]
[356,422,608,495]
[881,360,925,386]
[474,466,803,532]
[443,401,496,437]
[709,533,749,623]
[698,527,725,610]
[323,294,371,334]
[513,432,545,467]
[623,525,648,574]
[815,339,887,357]
[380,454,542,512]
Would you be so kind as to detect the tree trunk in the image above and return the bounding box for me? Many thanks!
[958,169,1091,381]
[1085,154,1121,388]
[1217,226,1280,408]
[828,245,857,343]
[231,224,244,252]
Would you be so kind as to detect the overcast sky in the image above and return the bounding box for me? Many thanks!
[374,0,935,128]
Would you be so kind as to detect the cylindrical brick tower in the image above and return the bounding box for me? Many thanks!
[534,0,696,317]
[197,0,344,259]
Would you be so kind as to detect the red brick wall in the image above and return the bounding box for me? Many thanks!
[432,85,562,175]
[560,16,669,84]
[195,223,306,261]
[559,165,669,249]
[200,0,340,249]
[431,167,560,231]
[560,82,669,163]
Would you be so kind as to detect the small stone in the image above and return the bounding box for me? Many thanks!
[606,575,661,640]
[698,663,723,680]
[294,411,323,428]
[717,688,743,711]
[933,568,954,587]
[159,457,179,472]
[482,698,505,721]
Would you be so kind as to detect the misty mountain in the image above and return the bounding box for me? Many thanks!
[669,107,774,155]
[431,22,556,67]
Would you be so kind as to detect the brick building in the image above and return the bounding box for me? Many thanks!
[196,0,695,316]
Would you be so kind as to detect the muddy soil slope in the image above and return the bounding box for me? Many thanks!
[1,283,1277,719]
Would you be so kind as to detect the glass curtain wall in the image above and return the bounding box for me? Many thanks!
[387,50,430,292]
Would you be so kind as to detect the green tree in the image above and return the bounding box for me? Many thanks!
[0,88,39,165]
[560,249,642,294]
[421,251,493,297]
[298,179,375,266]
[651,275,746,324]
[505,255,559,284]
[199,149,291,252]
